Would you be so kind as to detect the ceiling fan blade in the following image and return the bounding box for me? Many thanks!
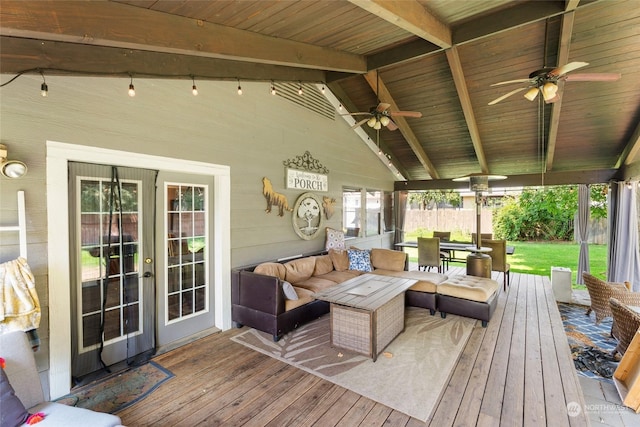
[342,112,373,116]
[549,61,589,76]
[350,118,370,130]
[490,79,531,87]
[488,87,528,105]
[386,120,398,131]
[565,73,621,82]
[376,102,391,112]
[389,111,422,118]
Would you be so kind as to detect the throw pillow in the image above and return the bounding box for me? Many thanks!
[325,227,346,251]
[347,249,373,272]
[0,357,30,427]
[281,281,299,300]
[329,249,350,272]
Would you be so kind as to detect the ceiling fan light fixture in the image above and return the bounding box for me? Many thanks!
[367,117,377,127]
[542,82,558,102]
[379,115,390,126]
[373,121,382,130]
[524,87,539,101]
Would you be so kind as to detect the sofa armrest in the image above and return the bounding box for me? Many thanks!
[232,270,286,316]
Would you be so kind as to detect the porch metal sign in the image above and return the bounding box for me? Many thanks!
[283,151,329,192]
[286,168,328,192]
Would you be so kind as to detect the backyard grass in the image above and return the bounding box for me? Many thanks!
[403,230,607,289]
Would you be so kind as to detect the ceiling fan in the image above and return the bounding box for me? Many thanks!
[346,102,423,131]
[488,61,621,105]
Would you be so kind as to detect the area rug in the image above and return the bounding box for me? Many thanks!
[54,361,174,414]
[557,302,619,381]
[231,307,476,421]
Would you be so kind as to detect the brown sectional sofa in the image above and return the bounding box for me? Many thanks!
[231,248,497,341]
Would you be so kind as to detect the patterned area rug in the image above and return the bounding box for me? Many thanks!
[55,361,174,414]
[231,307,476,422]
[558,302,619,381]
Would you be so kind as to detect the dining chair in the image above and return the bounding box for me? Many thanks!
[417,237,443,273]
[471,233,493,245]
[433,231,451,267]
[483,239,510,290]
[609,297,640,356]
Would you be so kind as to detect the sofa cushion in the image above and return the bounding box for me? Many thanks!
[370,248,407,272]
[437,275,499,303]
[284,257,316,283]
[325,227,346,251]
[329,249,350,272]
[313,255,334,276]
[315,270,362,283]
[347,249,373,272]
[254,262,287,280]
[294,277,339,293]
[285,287,315,311]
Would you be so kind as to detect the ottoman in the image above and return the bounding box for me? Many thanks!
[436,275,500,327]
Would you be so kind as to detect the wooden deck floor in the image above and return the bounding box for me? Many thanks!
[118,269,589,426]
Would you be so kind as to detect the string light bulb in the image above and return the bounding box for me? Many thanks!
[298,82,303,95]
[271,81,276,95]
[39,72,48,97]
[237,79,242,95]
[191,76,198,96]
[128,76,135,97]
[321,85,326,94]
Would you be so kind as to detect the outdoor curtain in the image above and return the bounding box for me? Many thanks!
[576,184,590,284]
[607,181,640,290]
[395,190,408,244]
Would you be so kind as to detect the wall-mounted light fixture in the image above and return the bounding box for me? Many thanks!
[0,144,28,178]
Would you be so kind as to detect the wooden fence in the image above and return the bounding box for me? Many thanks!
[404,208,607,244]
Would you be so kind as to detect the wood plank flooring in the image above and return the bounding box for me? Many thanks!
[117,269,589,426]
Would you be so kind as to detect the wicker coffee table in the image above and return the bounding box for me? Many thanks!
[313,274,417,361]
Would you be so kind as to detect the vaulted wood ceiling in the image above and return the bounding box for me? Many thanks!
[1,0,639,189]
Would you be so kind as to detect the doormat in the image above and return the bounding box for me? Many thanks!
[55,361,174,414]
[231,307,476,422]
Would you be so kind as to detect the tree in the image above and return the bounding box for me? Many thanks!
[408,190,462,210]
[493,184,607,241]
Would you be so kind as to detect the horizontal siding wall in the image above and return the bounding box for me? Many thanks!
[0,74,396,389]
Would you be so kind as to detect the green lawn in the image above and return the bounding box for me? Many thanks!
[403,230,607,289]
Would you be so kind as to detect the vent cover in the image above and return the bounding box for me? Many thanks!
[274,83,335,121]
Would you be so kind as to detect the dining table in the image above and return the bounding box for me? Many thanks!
[394,240,515,264]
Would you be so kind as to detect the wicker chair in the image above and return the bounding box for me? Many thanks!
[582,273,640,324]
[609,297,640,356]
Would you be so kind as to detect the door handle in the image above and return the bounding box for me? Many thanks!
[143,271,153,278]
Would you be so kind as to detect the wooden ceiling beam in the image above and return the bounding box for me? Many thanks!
[367,39,440,71]
[618,120,640,168]
[0,0,366,74]
[0,36,327,82]
[348,0,451,49]
[452,1,566,45]
[446,46,489,174]
[546,10,576,171]
[327,81,412,179]
[397,168,619,191]
[364,71,440,179]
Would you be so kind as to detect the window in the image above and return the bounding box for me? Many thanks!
[342,188,361,237]
[366,190,382,236]
[343,188,393,237]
